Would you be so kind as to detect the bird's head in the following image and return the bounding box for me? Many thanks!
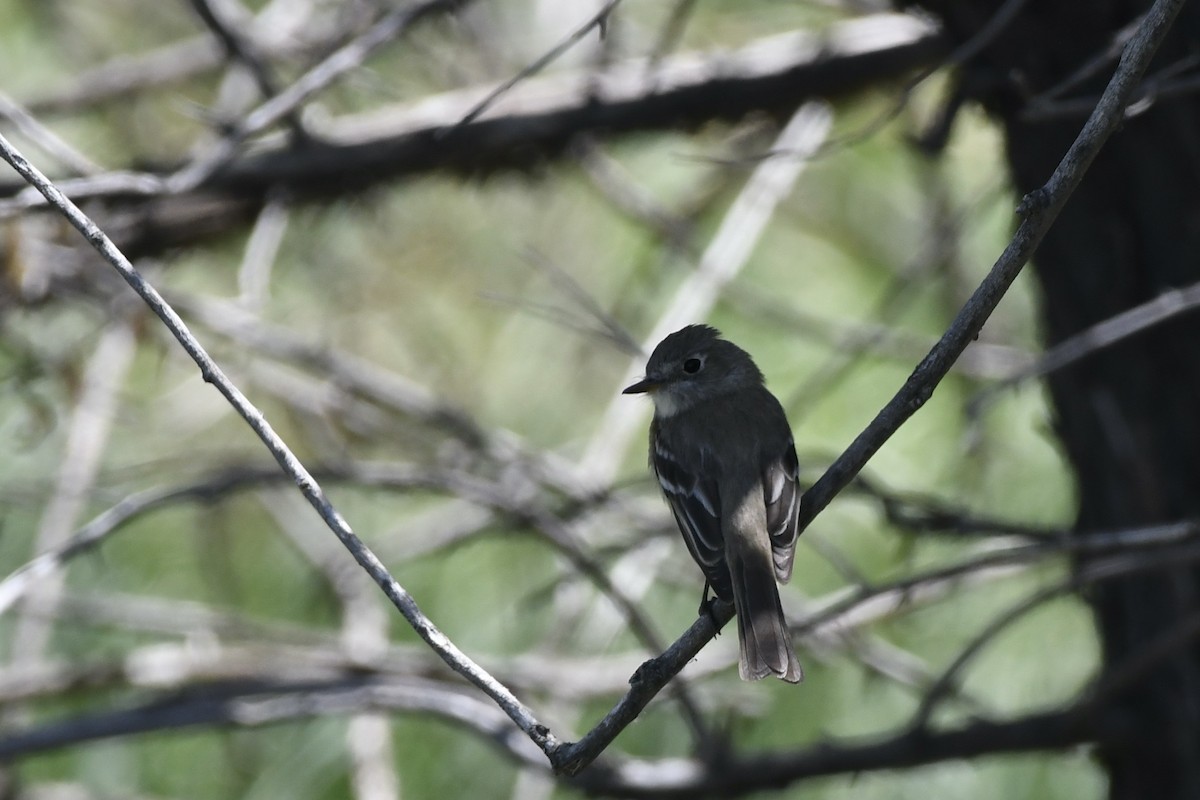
[623,325,764,416]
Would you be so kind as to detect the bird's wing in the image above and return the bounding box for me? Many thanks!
[763,439,801,583]
[652,437,730,598]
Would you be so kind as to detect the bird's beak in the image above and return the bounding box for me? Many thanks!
[622,377,659,395]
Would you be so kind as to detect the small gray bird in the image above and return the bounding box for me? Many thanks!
[624,324,803,683]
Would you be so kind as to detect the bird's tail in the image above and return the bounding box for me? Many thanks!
[727,517,803,683]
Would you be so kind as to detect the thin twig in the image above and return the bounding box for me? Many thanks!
[171,293,593,496]
[912,532,1200,728]
[0,92,102,176]
[168,0,472,192]
[24,0,345,116]
[451,0,624,130]
[187,0,292,113]
[971,278,1200,415]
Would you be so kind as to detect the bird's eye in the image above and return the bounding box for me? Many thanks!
[683,357,703,374]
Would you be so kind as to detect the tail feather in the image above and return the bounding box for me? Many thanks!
[730,542,804,683]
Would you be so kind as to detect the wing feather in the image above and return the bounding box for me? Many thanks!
[763,440,801,583]
[652,434,730,598]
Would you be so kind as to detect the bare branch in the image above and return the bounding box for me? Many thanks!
[568,705,1115,798]
[167,0,475,192]
[0,134,562,761]
[187,0,287,101]
[0,92,103,175]
[23,1,359,116]
[235,190,290,309]
[0,14,942,232]
[972,278,1200,413]
[453,0,625,129]
[796,0,1188,532]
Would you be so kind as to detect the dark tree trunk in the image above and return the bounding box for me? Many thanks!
[905,2,1200,797]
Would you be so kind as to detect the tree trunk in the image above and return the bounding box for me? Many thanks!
[906,2,1200,797]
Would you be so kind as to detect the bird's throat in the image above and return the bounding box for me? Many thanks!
[651,390,685,418]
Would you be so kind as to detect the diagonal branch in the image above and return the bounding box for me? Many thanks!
[795,0,1188,533]
[0,133,562,761]
[167,0,475,192]
[970,277,1200,415]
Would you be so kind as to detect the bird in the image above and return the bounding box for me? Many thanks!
[624,324,803,683]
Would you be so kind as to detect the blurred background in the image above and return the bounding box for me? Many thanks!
[3,1,1196,798]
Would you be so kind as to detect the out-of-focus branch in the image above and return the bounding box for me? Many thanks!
[970,277,1200,415]
[0,14,944,259]
[568,705,1118,798]
[168,0,477,192]
[171,293,593,496]
[453,0,625,129]
[0,667,1121,796]
[187,0,287,102]
[9,321,137,668]
[0,675,549,769]
[24,0,363,116]
[6,498,1196,783]
[844,473,1063,539]
[259,492,397,800]
[0,92,103,175]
